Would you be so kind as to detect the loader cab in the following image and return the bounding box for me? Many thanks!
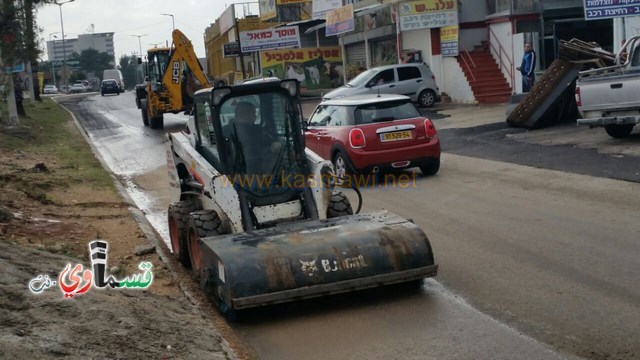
[192,80,319,229]
[145,48,171,85]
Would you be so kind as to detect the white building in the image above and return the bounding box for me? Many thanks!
[46,32,115,64]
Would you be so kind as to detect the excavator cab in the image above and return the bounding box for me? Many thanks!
[145,48,171,90]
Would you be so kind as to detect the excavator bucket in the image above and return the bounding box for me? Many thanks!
[197,211,437,312]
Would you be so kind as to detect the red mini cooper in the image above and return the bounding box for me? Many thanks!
[305,94,441,178]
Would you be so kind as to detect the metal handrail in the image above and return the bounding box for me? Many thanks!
[459,42,477,82]
[488,27,514,87]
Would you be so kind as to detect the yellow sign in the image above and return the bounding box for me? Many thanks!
[260,46,344,89]
[326,4,355,36]
[400,0,458,15]
[260,0,277,20]
[399,0,458,31]
[440,25,458,42]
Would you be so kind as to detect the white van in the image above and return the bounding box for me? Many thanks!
[103,69,125,92]
[323,63,440,107]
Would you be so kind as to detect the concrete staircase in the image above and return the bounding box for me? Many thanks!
[458,47,512,104]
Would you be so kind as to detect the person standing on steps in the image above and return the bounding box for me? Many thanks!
[517,42,536,93]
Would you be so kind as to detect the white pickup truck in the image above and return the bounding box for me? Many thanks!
[576,36,640,138]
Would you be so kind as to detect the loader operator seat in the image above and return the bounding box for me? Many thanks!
[226,101,278,175]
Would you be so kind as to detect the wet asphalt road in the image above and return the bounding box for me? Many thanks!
[56,93,640,359]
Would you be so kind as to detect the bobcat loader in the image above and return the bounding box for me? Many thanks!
[166,79,437,316]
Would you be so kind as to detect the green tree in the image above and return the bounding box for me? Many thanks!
[79,48,113,74]
[119,54,139,89]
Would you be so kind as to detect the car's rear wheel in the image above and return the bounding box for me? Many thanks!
[419,158,440,176]
[418,89,436,108]
[604,124,634,138]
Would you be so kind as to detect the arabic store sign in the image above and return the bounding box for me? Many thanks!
[583,0,640,20]
[28,240,153,298]
[440,25,459,56]
[326,4,355,36]
[399,0,458,31]
[239,25,301,52]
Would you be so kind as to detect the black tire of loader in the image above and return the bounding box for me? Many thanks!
[168,201,197,267]
[327,192,354,218]
[150,113,164,129]
[140,98,149,126]
[186,210,224,277]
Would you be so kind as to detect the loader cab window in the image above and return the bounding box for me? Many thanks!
[147,50,170,84]
[219,92,304,200]
[195,97,220,166]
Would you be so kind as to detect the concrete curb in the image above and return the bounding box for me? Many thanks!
[51,96,239,360]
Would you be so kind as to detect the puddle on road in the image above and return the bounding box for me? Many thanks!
[120,166,172,248]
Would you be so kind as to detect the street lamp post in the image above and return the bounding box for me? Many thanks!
[131,34,147,83]
[160,13,175,31]
[131,34,148,59]
[49,33,59,88]
[55,0,75,92]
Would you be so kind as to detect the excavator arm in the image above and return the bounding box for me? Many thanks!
[162,29,211,93]
[147,29,212,118]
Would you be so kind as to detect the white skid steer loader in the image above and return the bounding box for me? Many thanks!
[166,79,437,317]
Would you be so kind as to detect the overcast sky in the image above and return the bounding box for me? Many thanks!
[36,0,260,61]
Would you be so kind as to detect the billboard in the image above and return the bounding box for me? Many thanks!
[219,6,235,34]
[260,47,344,89]
[326,4,354,36]
[240,26,301,52]
[313,0,343,19]
[399,0,458,31]
[584,0,640,20]
[260,0,277,20]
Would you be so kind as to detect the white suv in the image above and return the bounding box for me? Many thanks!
[323,63,440,107]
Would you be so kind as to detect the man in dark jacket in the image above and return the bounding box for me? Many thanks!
[517,42,536,92]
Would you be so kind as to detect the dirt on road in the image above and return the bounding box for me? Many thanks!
[0,99,235,359]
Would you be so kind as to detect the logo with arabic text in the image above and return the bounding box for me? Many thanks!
[28,240,153,298]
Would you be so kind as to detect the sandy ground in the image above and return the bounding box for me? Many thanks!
[0,133,234,359]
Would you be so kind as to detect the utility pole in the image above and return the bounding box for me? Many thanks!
[161,13,175,31]
[131,34,148,83]
[55,0,75,92]
[49,33,59,87]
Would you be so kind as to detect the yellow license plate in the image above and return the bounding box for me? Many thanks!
[381,130,412,142]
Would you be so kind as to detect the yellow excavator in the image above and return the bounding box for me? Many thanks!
[135,29,211,129]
